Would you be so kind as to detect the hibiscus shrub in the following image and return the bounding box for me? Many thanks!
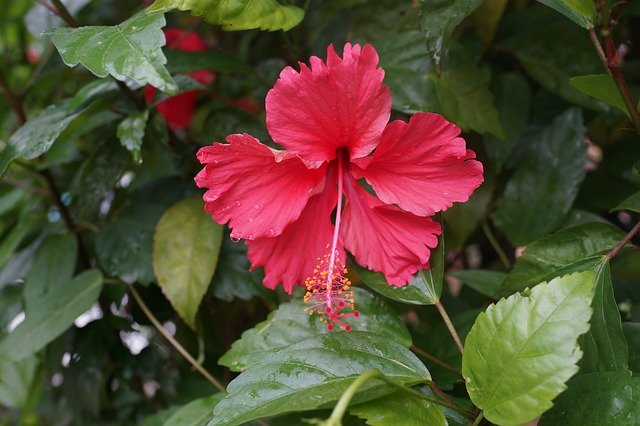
[1,0,640,425]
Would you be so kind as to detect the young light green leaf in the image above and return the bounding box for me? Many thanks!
[462,272,595,425]
[23,233,78,311]
[117,110,149,164]
[163,394,224,426]
[499,222,624,295]
[0,269,103,362]
[45,11,178,94]
[418,0,485,71]
[147,0,303,32]
[219,287,411,372]
[0,101,84,177]
[350,391,446,426]
[211,332,431,426]
[492,108,587,245]
[579,261,629,373]
[540,372,640,425]
[611,190,640,213]
[570,74,628,116]
[537,0,596,29]
[153,198,223,328]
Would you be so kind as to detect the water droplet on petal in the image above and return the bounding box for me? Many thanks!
[247,234,254,241]
[254,204,260,210]
[230,237,240,243]
[268,228,275,237]
[235,201,242,207]
[248,217,254,222]
[213,159,219,165]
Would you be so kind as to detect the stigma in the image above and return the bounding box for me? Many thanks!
[304,246,359,331]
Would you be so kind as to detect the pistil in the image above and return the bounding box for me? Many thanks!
[304,154,359,330]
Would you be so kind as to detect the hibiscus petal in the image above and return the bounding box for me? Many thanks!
[194,133,326,240]
[246,172,340,293]
[353,112,484,216]
[265,43,391,162]
[342,176,441,286]
[154,91,200,130]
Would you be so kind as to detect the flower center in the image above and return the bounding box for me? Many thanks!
[303,153,359,330]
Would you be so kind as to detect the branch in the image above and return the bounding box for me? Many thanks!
[606,220,640,260]
[0,70,27,124]
[129,286,227,393]
[435,300,464,354]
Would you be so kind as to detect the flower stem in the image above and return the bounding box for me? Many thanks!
[435,300,464,354]
[325,369,380,425]
[606,220,640,260]
[472,412,485,426]
[325,369,474,424]
[482,221,510,269]
[410,345,463,377]
[129,286,226,393]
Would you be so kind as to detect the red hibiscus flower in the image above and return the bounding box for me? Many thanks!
[144,28,215,130]
[195,44,483,329]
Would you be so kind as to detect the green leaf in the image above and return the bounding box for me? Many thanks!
[96,180,187,285]
[499,222,624,295]
[359,267,440,306]
[540,372,640,425]
[611,190,640,213]
[0,285,23,334]
[418,0,485,71]
[492,108,587,245]
[219,287,411,372]
[0,269,103,361]
[0,101,84,177]
[211,238,268,302]
[537,0,596,28]
[23,233,77,311]
[350,391,446,426]
[211,332,430,426]
[0,213,39,269]
[147,0,303,32]
[500,11,602,109]
[462,272,595,425]
[163,394,225,426]
[484,72,531,171]
[450,269,507,298]
[0,356,39,409]
[69,79,119,109]
[420,216,444,303]
[622,323,640,373]
[579,261,629,373]
[153,198,223,328]
[45,11,178,94]
[164,49,252,74]
[117,110,149,164]
[377,33,503,137]
[570,74,629,116]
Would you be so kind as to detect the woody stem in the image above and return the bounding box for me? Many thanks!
[325,155,344,309]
